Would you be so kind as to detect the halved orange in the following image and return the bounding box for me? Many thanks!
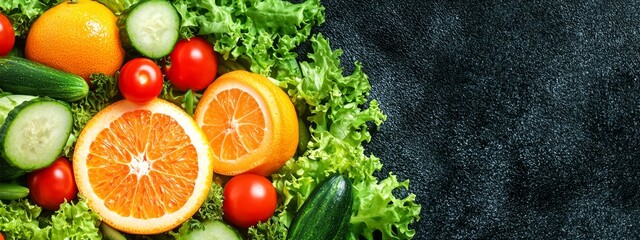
[194,70,298,176]
[73,98,214,234]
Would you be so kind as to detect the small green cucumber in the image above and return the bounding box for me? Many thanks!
[0,56,89,102]
[287,175,354,240]
[0,182,29,200]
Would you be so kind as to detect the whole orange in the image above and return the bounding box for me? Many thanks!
[25,0,124,80]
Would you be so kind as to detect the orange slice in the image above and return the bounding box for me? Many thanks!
[194,70,298,176]
[73,98,214,234]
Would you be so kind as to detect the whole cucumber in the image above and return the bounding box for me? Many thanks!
[0,182,29,200]
[287,175,354,240]
[0,56,89,102]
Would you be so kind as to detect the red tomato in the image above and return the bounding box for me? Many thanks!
[223,173,277,228]
[0,232,4,240]
[163,37,218,91]
[27,157,77,211]
[0,13,15,56]
[118,58,163,104]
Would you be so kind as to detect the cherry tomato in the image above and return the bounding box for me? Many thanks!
[163,37,218,91]
[118,58,163,104]
[0,13,15,56]
[0,232,4,240]
[27,157,77,211]
[223,173,277,228]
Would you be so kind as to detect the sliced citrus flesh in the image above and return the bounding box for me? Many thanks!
[73,99,213,234]
[194,70,298,176]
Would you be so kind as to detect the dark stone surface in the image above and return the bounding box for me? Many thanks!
[319,1,640,239]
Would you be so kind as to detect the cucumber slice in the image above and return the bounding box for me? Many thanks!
[0,97,73,173]
[180,220,242,240]
[0,95,38,179]
[123,0,180,59]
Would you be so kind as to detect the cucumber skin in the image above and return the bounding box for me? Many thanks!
[0,98,72,178]
[0,57,89,102]
[0,182,29,200]
[287,175,354,240]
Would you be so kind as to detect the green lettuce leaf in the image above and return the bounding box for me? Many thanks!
[94,0,141,15]
[170,180,225,239]
[0,199,49,239]
[0,0,58,37]
[0,199,101,240]
[172,0,324,78]
[193,180,225,222]
[48,200,102,240]
[69,73,119,138]
[271,34,421,240]
[247,217,288,240]
[350,175,421,239]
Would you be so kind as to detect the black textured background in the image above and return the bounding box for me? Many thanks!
[320,1,640,239]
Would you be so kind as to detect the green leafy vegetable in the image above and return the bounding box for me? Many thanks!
[69,73,119,138]
[0,198,101,240]
[349,175,421,239]
[247,218,288,240]
[169,180,225,239]
[0,0,58,37]
[193,180,225,222]
[95,0,142,15]
[271,35,421,240]
[48,200,102,239]
[172,0,324,78]
[0,199,48,239]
